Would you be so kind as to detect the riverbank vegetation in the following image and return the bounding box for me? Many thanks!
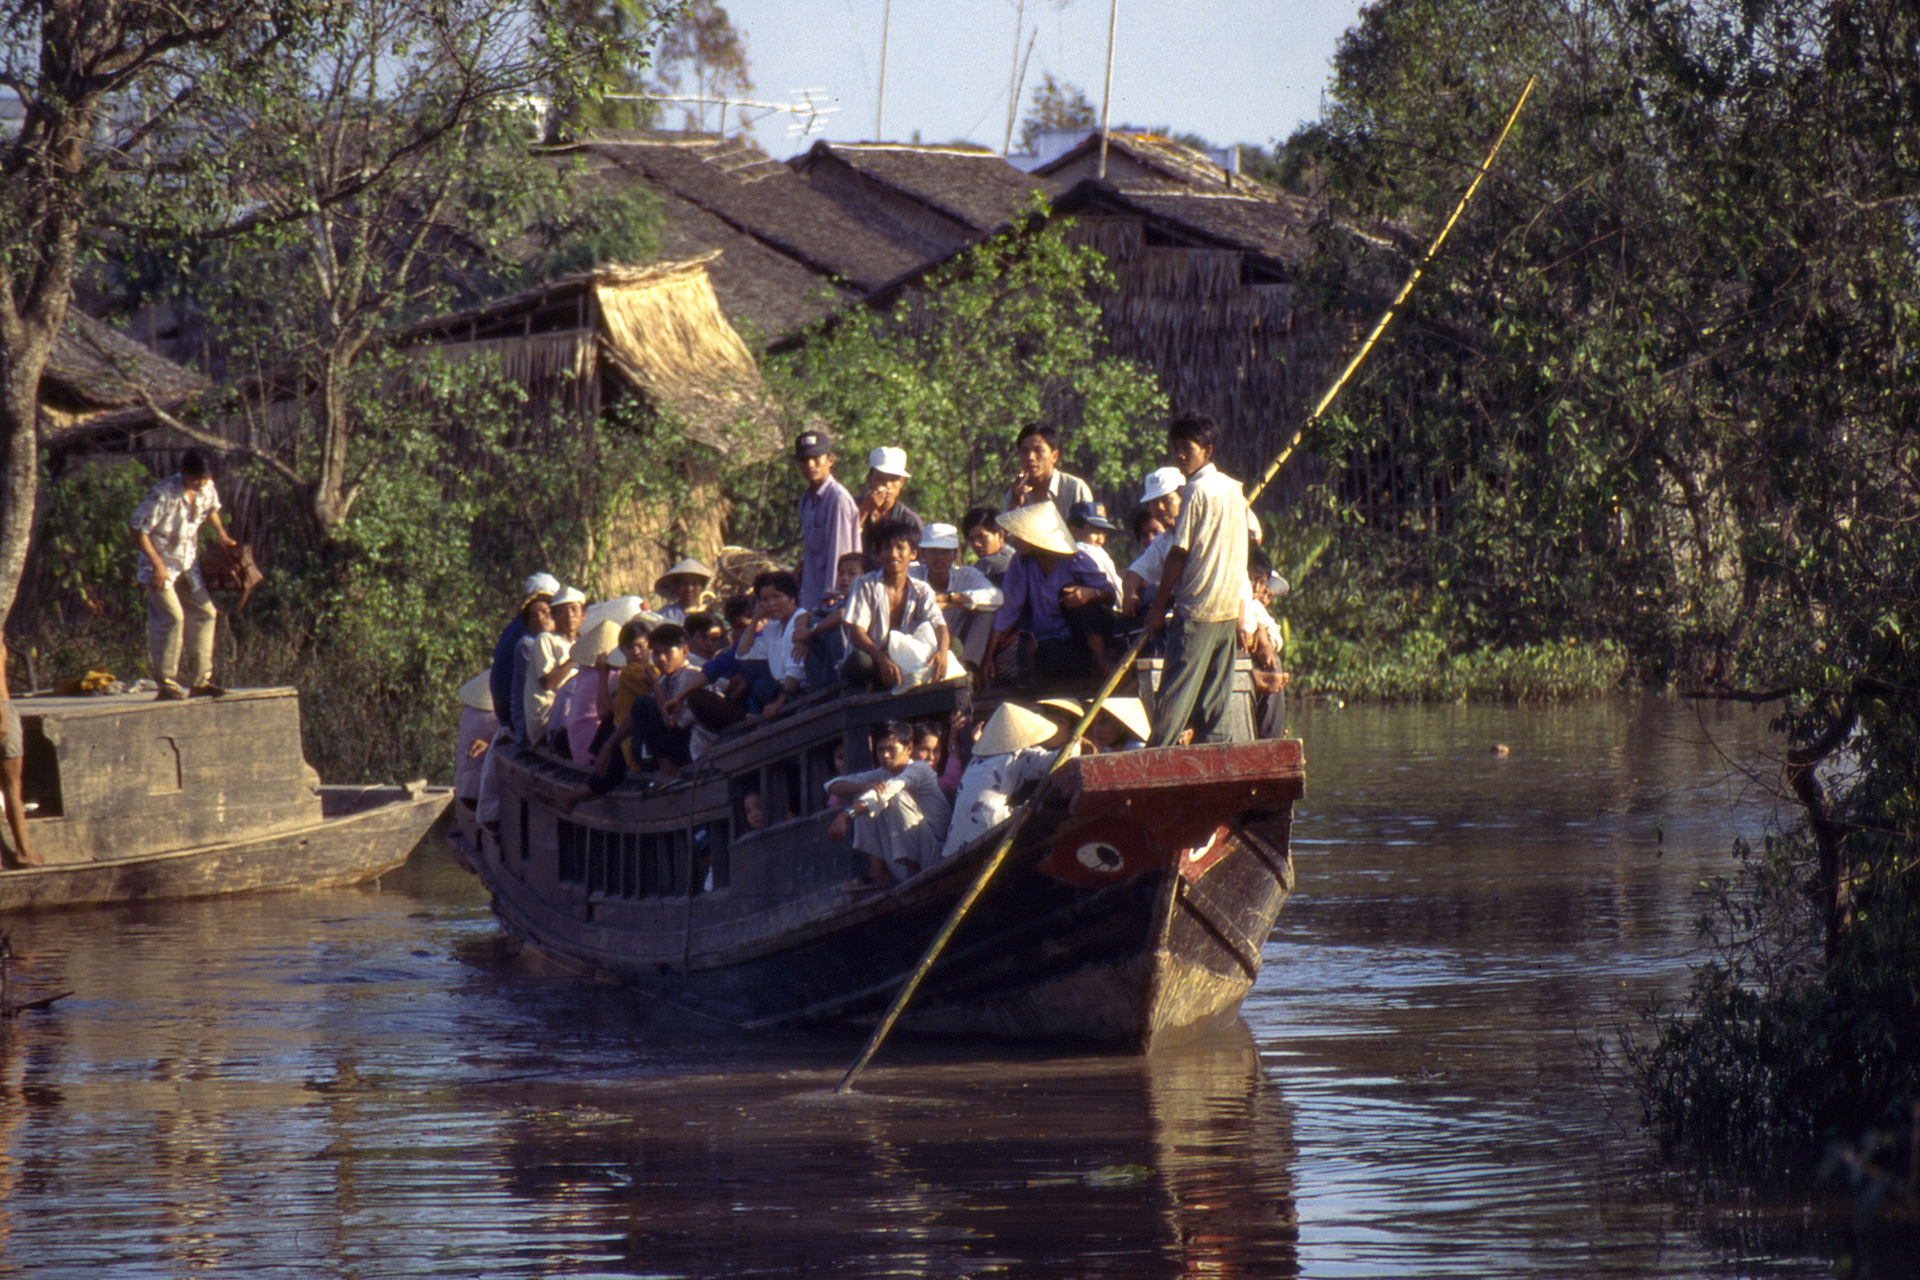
[1283,0,1919,1220]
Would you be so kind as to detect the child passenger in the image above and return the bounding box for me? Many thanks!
[551,624,701,810]
[827,720,953,889]
[653,558,712,624]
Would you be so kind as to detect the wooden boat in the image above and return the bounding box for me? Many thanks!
[1,688,450,913]
[457,677,1303,1050]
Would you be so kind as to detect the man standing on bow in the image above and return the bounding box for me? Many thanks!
[129,449,237,701]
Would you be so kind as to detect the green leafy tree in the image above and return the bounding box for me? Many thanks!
[1291,0,1920,1185]
[0,1,315,636]
[648,1,754,134]
[1018,74,1097,153]
[751,214,1165,553]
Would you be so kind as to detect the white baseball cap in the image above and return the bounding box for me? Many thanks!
[551,586,587,609]
[867,446,911,479]
[522,571,561,597]
[1141,467,1185,503]
[918,522,960,550]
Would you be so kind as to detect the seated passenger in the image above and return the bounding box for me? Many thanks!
[911,523,1003,672]
[550,624,701,810]
[941,703,1080,859]
[841,520,955,691]
[1068,501,1124,597]
[686,571,806,730]
[1242,547,1290,739]
[961,506,1014,585]
[984,503,1116,688]
[653,558,713,624]
[792,550,871,690]
[522,586,584,752]
[827,720,953,889]
[912,718,963,799]
[1120,503,1171,619]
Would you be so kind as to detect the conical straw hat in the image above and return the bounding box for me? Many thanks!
[975,703,1058,756]
[1037,697,1084,720]
[653,557,713,596]
[571,618,621,667]
[1096,696,1152,743]
[457,670,493,711]
[993,501,1077,557]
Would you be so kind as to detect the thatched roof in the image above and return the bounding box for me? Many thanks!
[39,309,210,430]
[1033,130,1273,197]
[394,253,781,456]
[1050,180,1326,278]
[790,141,1061,255]
[550,132,928,340]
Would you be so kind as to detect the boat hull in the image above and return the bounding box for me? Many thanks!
[0,786,450,913]
[466,684,1302,1050]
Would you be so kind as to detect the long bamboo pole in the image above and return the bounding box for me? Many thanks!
[1247,75,1536,507]
[834,75,1538,1094]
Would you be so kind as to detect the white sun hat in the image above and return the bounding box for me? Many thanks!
[867,446,911,479]
[1141,467,1186,503]
[918,522,960,550]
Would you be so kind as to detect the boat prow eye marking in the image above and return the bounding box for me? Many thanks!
[1075,841,1125,872]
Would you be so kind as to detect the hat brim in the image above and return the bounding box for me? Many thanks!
[975,703,1060,756]
[994,503,1078,557]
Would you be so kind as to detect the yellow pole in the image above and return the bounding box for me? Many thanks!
[1247,74,1536,507]
[834,76,1537,1093]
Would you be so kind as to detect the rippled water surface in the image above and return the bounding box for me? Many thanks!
[0,698,1846,1277]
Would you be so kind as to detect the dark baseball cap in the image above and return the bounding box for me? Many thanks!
[793,430,833,459]
[1068,500,1120,533]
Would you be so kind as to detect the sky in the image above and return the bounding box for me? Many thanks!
[681,0,1369,160]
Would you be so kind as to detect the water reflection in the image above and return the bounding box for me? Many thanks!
[0,698,1848,1277]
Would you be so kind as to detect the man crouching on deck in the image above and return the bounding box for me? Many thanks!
[1143,411,1251,747]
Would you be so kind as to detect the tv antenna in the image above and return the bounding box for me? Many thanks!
[604,89,839,141]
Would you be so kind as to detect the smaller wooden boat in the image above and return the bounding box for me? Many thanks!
[1,688,449,912]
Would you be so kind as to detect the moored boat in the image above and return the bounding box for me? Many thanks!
[1,688,449,913]
[457,677,1303,1049]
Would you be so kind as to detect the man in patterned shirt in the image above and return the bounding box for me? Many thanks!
[129,449,237,700]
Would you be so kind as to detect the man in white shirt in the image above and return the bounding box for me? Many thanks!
[129,449,237,700]
[1144,412,1251,747]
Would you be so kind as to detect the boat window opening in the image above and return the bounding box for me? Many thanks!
[668,827,692,897]
[557,820,581,882]
[642,831,672,897]
[805,744,838,814]
[20,722,62,818]
[617,831,640,898]
[518,799,530,863]
[772,758,803,823]
[694,822,729,891]
[587,826,609,895]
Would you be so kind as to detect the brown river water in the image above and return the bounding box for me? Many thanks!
[0,697,1856,1278]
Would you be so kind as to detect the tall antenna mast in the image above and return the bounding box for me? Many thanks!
[875,0,892,140]
[1097,0,1117,178]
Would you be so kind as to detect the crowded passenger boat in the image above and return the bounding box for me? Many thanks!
[451,414,1304,1050]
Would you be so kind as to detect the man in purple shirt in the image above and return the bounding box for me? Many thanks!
[985,502,1116,687]
[794,429,860,612]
